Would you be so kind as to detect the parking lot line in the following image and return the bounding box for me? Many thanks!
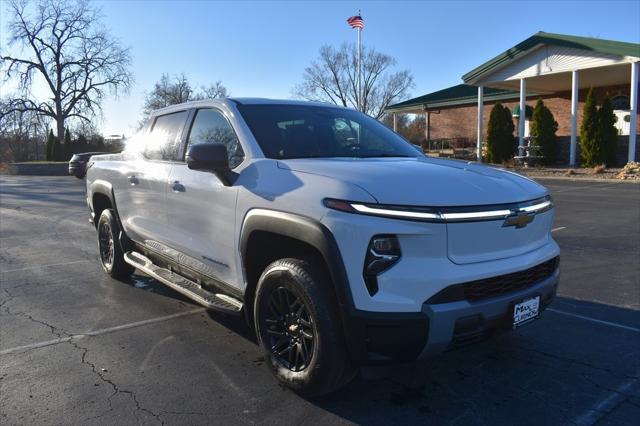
[547,308,640,333]
[551,226,566,232]
[574,376,639,426]
[0,308,205,356]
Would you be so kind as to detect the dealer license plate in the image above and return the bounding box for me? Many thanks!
[513,296,540,328]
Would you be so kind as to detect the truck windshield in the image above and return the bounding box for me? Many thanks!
[236,104,422,159]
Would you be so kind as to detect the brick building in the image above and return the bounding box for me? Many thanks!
[387,32,640,165]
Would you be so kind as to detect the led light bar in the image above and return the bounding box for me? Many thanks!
[351,203,440,220]
[518,200,552,213]
[323,196,553,223]
[440,210,512,220]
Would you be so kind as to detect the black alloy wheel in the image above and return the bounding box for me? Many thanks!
[98,220,115,270]
[97,209,134,279]
[261,286,316,372]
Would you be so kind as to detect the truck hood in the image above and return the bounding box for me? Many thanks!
[277,157,547,206]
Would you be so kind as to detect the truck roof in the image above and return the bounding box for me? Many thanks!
[150,98,344,116]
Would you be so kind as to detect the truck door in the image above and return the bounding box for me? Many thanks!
[120,110,189,245]
[164,108,244,289]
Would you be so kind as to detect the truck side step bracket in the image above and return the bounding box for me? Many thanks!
[124,251,243,314]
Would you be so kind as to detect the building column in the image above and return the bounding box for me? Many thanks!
[518,78,527,149]
[570,70,579,167]
[629,61,639,163]
[477,86,484,162]
[393,113,397,132]
[426,110,431,144]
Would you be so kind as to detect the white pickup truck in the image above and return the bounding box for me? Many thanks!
[86,98,560,396]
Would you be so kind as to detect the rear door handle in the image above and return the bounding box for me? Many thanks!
[127,175,139,186]
[170,180,185,193]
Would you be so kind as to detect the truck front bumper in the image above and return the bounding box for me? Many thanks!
[347,269,559,364]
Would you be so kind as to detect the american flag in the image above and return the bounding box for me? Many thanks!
[347,15,365,30]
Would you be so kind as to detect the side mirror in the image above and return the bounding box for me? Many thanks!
[185,144,232,185]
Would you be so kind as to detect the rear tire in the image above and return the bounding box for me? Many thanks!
[97,209,134,279]
[254,257,355,397]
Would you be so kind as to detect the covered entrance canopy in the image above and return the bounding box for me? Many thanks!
[463,32,640,165]
[388,32,640,165]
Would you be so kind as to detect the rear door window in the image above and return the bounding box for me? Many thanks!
[145,111,189,161]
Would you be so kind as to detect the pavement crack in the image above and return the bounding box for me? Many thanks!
[1,301,70,341]
[67,338,164,425]
[0,288,14,310]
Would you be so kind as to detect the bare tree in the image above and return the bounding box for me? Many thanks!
[1,0,133,142]
[0,101,50,161]
[142,73,194,116]
[142,74,229,120]
[293,43,414,119]
[195,81,230,100]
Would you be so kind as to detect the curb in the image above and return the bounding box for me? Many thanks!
[526,175,640,184]
[7,162,69,176]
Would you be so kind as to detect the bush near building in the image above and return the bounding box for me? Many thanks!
[530,99,558,165]
[579,89,620,167]
[485,103,515,163]
[598,97,618,167]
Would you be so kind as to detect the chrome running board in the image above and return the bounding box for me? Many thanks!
[124,251,242,314]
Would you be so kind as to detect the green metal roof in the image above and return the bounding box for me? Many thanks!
[386,84,520,112]
[463,31,640,84]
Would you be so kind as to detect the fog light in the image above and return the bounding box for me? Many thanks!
[363,235,401,295]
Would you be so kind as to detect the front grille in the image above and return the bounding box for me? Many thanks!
[427,256,559,304]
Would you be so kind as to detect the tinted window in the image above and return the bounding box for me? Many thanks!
[145,111,188,161]
[236,104,421,159]
[187,109,244,168]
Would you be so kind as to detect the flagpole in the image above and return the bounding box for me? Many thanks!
[357,10,362,111]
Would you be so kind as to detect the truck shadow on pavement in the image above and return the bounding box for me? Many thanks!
[124,273,640,425]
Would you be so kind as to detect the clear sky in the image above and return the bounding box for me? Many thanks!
[2,0,640,136]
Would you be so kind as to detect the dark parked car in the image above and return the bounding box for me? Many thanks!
[69,152,105,179]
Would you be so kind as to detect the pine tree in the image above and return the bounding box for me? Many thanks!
[530,99,558,165]
[63,127,72,160]
[485,103,515,163]
[52,135,63,161]
[598,97,618,167]
[580,88,600,167]
[46,130,55,161]
[500,105,516,161]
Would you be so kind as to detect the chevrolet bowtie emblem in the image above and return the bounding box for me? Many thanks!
[503,212,535,228]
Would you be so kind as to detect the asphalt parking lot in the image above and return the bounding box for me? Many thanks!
[1,176,638,425]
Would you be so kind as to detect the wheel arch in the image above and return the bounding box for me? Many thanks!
[239,210,354,336]
[89,179,133,252]
[90,180,116,227]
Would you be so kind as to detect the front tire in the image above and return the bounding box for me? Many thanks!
[254,257,355,396]
[97,209,134,279]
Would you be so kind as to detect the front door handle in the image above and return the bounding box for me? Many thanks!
[127,175,139,186]
[171,180,186,193]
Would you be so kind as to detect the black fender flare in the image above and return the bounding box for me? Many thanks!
[89,179,133,252]
[89,179,116,211]
[239,209,357,351]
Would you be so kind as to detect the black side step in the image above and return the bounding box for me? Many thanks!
[124,251,243,314]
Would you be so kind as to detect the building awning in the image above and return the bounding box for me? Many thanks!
[386,84,521,113]
[462,31,640,86]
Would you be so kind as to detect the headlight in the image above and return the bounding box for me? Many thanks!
[363,235,401,296]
